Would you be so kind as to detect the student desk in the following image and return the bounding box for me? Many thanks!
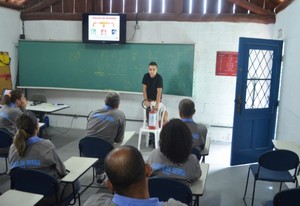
[200,137,211,163]
[61,156,98,205]
[62,156,98,182]
[115,131,135,147]
[26,101,69,113]
[190,163,210,206]
[272,140,300,159]
[0,189,43,206]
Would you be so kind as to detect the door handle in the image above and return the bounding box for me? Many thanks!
[235,95,243,114]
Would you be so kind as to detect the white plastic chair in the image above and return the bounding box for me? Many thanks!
[137,103,166,150]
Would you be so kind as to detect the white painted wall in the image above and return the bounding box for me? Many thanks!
[1,9,277,141]
[0,7,21,87]
[274,1,300,144]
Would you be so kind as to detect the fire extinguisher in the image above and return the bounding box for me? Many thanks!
[148,108,157,130]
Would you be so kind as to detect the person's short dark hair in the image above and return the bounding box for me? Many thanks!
[149,61,157,67]
[179,98,195,117]
[104,145,145,193]
[159,118,193,164]
[105,92,120,108]
[2,89,23,105]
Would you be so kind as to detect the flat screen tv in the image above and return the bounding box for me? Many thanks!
[82,13,126,44]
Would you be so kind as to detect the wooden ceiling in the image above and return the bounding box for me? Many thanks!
[0,0,294,24]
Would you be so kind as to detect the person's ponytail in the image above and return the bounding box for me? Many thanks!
[13,128,30,157]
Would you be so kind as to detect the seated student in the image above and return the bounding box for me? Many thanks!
[85,91,126,145]
[83,145,186,206]
[0,89,27,136]
[146,119,201,186]
[0,89,27,155]
[8,111,79,206]
[179,98,207,151]
[84,91,126,183]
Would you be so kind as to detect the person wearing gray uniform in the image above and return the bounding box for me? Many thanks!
[179,98,207,151]
[0,89,27,155]
[8,111,79,206]
[146,119,201,186]
[84,91,126,183]
[85,91,126,145]
[0,89,27,136]
[83,145,187,206]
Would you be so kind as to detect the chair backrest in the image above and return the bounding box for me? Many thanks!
[79,136,114,159]
[259,149,299,172]
[10,167,60,197]
[0,129,13,151]
[273,188,300,206]
[157,103,166,128]
[191,147,201,161]
[148,177,192,205]
[29,94,47,103]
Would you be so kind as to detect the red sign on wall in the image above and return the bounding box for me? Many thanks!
[215,51,238,76]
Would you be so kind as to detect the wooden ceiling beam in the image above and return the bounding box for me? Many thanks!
[21,12,81,20]
[274,0,294,13]
[0,1,24,10]
[227,0,274,14]
[22,0,61,13]
[21,12,275,24]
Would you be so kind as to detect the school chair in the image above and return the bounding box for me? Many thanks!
[191,147,202,161]
[10,167,80,206]
[78,136,114,191]
[0,129,13,175]
[243,149,299,206]
[137,102,166,150]
[29,94,47,104]
[148,177,193,206]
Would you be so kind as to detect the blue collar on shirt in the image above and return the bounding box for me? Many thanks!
[26,136,42,146]
[103,105,112,110]
[8,103,17,108]
[181,118,194,123]
[112,194,163,206]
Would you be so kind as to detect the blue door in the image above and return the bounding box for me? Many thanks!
[230,37,283,166]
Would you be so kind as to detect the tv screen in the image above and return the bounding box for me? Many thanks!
[82,13,126,44]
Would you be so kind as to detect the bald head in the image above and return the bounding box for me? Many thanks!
[179,98,195,118]
[104,146,146,193]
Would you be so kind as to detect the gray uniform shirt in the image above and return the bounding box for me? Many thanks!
[146,149,201,186]
[85,106,126,145]
[0,104,22,136]
[83,193,187,206]
[182,118,207,151]
[8,136,66,178]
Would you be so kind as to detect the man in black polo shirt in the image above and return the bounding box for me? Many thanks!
[142,61,163,147]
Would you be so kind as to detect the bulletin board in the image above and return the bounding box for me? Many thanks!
[215,51,238,76]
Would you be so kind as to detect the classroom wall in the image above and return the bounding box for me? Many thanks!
[273,1,300,144]
[1,9,275,141]
[0,7,21,87]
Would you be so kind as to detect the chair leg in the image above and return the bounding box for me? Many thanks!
[0,158,8,175]
[138,131,143,150]
[279,182,283,191]
[154,131,159,149]
[145,133,150,148]
[243,167,251,200]
[251,179,257,206]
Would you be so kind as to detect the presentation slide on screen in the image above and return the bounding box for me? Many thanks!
[88,15,120,41]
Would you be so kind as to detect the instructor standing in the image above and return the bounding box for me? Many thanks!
[142,61,163,111]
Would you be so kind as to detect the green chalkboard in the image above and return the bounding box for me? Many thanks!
[18,40,194,96]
